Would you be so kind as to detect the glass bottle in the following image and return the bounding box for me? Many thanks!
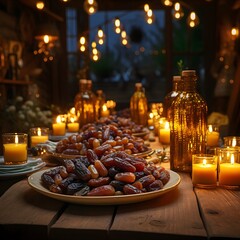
[169,70,208,172]
[74,79,95,127]
[95,89,106,119]
[164,75,181,121]
[86,79,97,120]
[130,82,148,126]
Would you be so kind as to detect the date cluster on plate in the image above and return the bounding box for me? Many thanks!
[55,122,149,156]
[41,150,170,196]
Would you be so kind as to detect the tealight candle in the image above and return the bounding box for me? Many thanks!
[148,112,154,128]
[67,117,79,132]
[2,133,28,165]
[30,127,49,147]
[159,121,170,145]
[218,148,240,189]
[101,104,110,117]
[52,115,66,136]
[206,125,220,147]
[192,154,217,188]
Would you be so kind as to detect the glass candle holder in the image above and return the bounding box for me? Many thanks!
[192,154,218,188]
[30,127,49,147]
[223,136,240,148]
[2,133,28,165]
[206,125,220,147]
[67,116,79,133]
[218,148,240,189]
[52,115,66,136]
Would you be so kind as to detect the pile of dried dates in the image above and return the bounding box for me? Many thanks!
[55,122,149,156]
[41,150,170,196]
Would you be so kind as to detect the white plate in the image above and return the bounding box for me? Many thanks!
[0,157,42,169]
[0,161,46,179]
[28,169,181,205]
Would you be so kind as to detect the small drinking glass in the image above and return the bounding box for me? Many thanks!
[2,133,28,165]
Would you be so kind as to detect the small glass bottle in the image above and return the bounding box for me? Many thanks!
[95,89,106,119]
[130,82,148,126]
[164,75,181,121]
[74,79,96,127]
[86,79,97,120]
[169,70,208,172]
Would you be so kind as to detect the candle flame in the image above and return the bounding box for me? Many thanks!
[230,154,234,164]
[208,125,213,132]
[56,115,61,123]
[165,121,170,129]
[149,112,154,119]
[203,159,207,165]
[102,104,108,111]
[70,117,76,123]
[15,135,19,144]
[232,137,237,147]
[37,128,41,136]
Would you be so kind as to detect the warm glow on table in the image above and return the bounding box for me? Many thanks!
[192,159,217,186]
[148,112,154,127]
[159,121,170,145]
[207,125,219,147]
[219,155,240,186]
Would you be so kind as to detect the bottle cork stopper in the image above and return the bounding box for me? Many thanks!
[181,70,196,76]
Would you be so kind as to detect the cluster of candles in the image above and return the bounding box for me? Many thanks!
[192,136,240,189]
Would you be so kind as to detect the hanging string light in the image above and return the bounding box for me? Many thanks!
[114,17,121,34]
[83,0,98,15]
[187,11,199,28]
[91,41,100,61]
[97,27,105,45]
[231,27,239,40]
[146,9,155,24]
[79,36,87,52]
[36,1,45,10]
[121,30,128,46]
[161,0,173,7]
[172,2,184,19]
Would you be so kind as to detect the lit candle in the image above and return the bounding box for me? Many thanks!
[30,128,49,147]
[52,115,66,136]
[192,158,217,187]
[148,112,154,127]
[101,104,110,117]
[159,121,170,145]
[206,125,219,147]
[67,117,79,132]
[3,134,28,165]
[219,154,240,186]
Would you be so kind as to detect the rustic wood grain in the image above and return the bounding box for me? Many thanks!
[195,187,240,239]
[109,173,207,240]
[49,204,115,240]
[0,179,64,240]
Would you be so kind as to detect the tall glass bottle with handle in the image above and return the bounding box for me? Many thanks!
[169,70,208,172]
[130,82,148,126]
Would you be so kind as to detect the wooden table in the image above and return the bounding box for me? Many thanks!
[0,139,240,240]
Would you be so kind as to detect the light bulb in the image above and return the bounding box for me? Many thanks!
[36,1,45,10]
[84,0,98,15]
[172,2,184,19]
[161,0,173,6]
[187,11,199,28]
[144,4,150,12]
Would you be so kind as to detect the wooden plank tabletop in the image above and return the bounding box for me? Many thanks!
[0,179,65,240]
[195,187,240,239]
[109,173,207,240]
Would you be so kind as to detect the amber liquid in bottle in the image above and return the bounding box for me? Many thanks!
[95,89,106,120]
[170,70,207,172]
[74,79,96,127]
[130,83,148,126]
